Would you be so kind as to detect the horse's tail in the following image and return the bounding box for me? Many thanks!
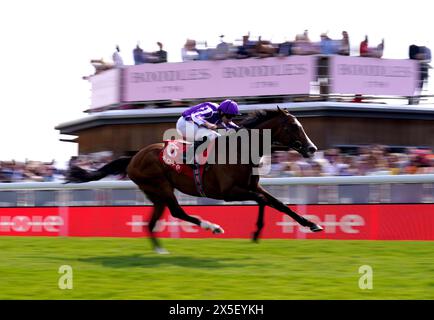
[65,156,133,183]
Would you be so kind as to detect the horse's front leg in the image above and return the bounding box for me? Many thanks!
[222,186,269,241]
[256,185,323,232]
[253,204,265,243]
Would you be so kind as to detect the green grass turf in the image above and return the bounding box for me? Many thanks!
[0,237,433,299]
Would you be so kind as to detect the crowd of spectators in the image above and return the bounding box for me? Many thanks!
[1,146,434,183]
[0,152,114,183]
[133,42,167,65]
[66,151,114,173]
[84,42,168,78]
[83,31,390,77]
[181,31,354,61]
[84,29,433,71]
[263,145,434,178]
[0,160,63,183]
[179,31,389,61]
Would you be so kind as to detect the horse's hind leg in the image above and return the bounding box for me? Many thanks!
[148,201,168,254]
[142,190,169,254]
[166,197,224,234]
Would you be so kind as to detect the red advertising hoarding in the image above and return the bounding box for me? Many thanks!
[1,205,433,240]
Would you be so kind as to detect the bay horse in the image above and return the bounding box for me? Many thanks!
[67,107,323,253]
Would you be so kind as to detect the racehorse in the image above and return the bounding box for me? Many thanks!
[67,107,323,253]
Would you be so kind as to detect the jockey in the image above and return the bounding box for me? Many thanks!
[176,99,241,164]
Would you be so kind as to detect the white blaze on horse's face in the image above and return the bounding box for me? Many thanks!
[287,114,317,158]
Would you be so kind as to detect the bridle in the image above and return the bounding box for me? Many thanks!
[271,118,304,152]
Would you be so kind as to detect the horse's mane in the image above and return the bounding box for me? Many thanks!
[239,109,285,129]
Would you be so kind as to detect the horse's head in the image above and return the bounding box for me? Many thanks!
[273,107,317,158]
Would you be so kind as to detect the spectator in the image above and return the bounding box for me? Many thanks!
[387,153,403,175]
[195,40,213,60]
[182,39,200,61]
[268,151,288,177]
[303,29,311,42]
[425,154,434,174]
[0,162,14,183]
[10,162,24,181]
[319,32,338,55]
[337,155,359,176]
[154,42,167,63]
[367,154,390,175]
[322,148,341,175]
[292,33,320,55]
[338,31,350,56]
[148,42,168,63]
[359,36,368,56]
[83,58,113,79]
[277,39,293,57]
[308,160,326,176]
[360,36,384,58]
[283,151,304,176]
[133,43,147,65]
[112,45,124,67]
[409,44,431,105]
[255,36,277,58]
[294,153,313,176]
[22,161,44,182]
[214,35,231,60]
[233,34,251,59]
[405,148,432,174]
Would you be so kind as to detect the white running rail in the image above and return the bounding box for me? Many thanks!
[0,174,433,191]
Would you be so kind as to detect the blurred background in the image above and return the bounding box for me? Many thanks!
[1,0,434,301]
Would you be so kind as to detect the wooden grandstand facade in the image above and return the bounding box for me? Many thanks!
[56,102,434,157]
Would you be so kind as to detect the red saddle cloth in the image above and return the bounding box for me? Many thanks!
[159,140,206,178]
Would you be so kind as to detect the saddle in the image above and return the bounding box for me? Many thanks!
[159,140,209,196]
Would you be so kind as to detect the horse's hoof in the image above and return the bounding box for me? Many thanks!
[252,232,260,243]
[310,223,323,232]
[154,247,170,255]
[212,226,225,234]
